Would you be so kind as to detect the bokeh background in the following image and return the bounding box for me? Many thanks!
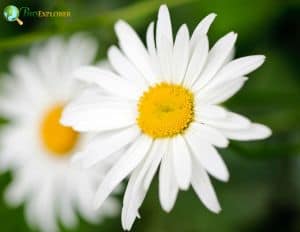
[0,0,300,231]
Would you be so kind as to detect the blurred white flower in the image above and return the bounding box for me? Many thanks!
[0,34,119,232]
[61,5,272,230]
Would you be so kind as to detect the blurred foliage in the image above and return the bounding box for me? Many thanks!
[0,0,300,231]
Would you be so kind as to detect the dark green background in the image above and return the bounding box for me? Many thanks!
[0,0,300,231]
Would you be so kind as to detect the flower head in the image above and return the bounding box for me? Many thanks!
[62,5,271,230]
[0,34,119,232]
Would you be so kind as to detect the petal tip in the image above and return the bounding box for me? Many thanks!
[214,207,222,214]
[158,4,171,20]
[262,126,272,138]
[259,55,266,64]
[208,12,217,19]
[254,123,272,139]
[223,173,230,182]
[114,20,127,33]
[162,205,173,213]
[220,167,230,182]
[159,4,169,12]
[180,183,190,191]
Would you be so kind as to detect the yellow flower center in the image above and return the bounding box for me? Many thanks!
[137,82,194,138]
[40,104,79,157]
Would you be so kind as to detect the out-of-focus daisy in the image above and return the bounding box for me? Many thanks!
[62,5,271,230]
[0,34,119,232]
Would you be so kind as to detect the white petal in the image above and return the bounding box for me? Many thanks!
[25,182,58,232]
[183,35,209,88]
[122,168,144,230]
[159,146,178,212]
[146,22,161,78]
[156,34,173,82]
[9,56,50,104]
[98,196,120,219]
[185,133,229,182]
[0,75,34,119]
[59,192,78,229]
[77,181,102,222]
[197,111,251,130]
[195,104,227,119]
[209,55,265,86]
[33,37,64,89]
[66,92,133,111]
[146,22,156,58]
[94,135,152,208]
[121,141,159,230]
[157,5,173,44]
[74,66,142,100]
[190,13,216,49]
[196,77,248,104]
[115,20,156,84]
[5,174,31,206]
[172,24,190,84]
[66,85,129,110]
[171,136,191,190]
[108,46,148,89]
[61,101,136,132]
[143,139,168,190]
[224,47,236,64]
[191,159,221,213]
[188,122,229,148]
[0,97,28,119]
[74,126,140,168]
[193,32,237,91]
[156,5,173,81]
[221,123,272,141]
[62,33,98,73]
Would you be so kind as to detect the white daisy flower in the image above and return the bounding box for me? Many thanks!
[0,34,119,232]
[61,5,272,230]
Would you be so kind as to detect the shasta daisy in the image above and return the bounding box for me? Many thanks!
[62,5,272,230]
[0,34,119,232]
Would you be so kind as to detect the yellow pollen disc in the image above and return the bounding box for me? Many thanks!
[40,104,79,156]
[137,82,194,138]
